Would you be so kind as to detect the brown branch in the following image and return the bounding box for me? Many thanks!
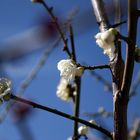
[69,25,76,61]
[10,94,113,139]
[91,0,110,31]
[73,77,81,140]
[77,64,110,70]
[121,0,138,95]
[69,25,81,140]
[39,0,71,57]
[91,0,127,140]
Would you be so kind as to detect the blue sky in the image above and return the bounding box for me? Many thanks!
[0,0,140,140]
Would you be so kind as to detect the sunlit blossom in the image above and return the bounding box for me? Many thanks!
[57,59,84,82]
[95,28,117,61]
[56,78,71,101]
[78,125,88,135]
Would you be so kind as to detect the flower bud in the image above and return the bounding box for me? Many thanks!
[78,125,88,135]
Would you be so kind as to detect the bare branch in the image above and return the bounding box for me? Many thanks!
[69,25,76,61]
[91,0,110,31]
[68,25,81,140]
[10,94,113,139]
[91,1,126,140]
[79,64,110,70]
[121,0,138,95]
[39,0,71,57]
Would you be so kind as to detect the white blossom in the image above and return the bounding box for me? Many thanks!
[56,78,71,101]
[57,59,84,82]
[95,28,117,61]
[0,78,11,99]
[78,125,88,135]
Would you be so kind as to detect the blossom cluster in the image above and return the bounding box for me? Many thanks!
[56,59,84,101]
[95,28,117,61]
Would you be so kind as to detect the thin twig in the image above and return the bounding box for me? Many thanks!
[73,77,81,140]
[121,0,138,95]
[69,24,81,140]
[69,25,76,61]
[111,21,126,28]
[40,0,71,57]
[78,64,110,70]
[10,94,113,139]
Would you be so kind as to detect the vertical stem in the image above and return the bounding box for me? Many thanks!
[91,0,110,31]
[121,0,138,94]
[91,0,128,140]
[73,77,81,140]
[70,25,76,61]
[114,0,138,139]
[69,25,81,140]
[113,91,128,140]
[113,0,121,31]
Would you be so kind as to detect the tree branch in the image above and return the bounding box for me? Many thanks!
[91,1,126,140]
[80,64,110,70]
[39,0,71,57]
[69,25,81,140]
[91,0,110,31]
[10,94,112,139]
[121,0,138,96]
[69,25,76,61]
